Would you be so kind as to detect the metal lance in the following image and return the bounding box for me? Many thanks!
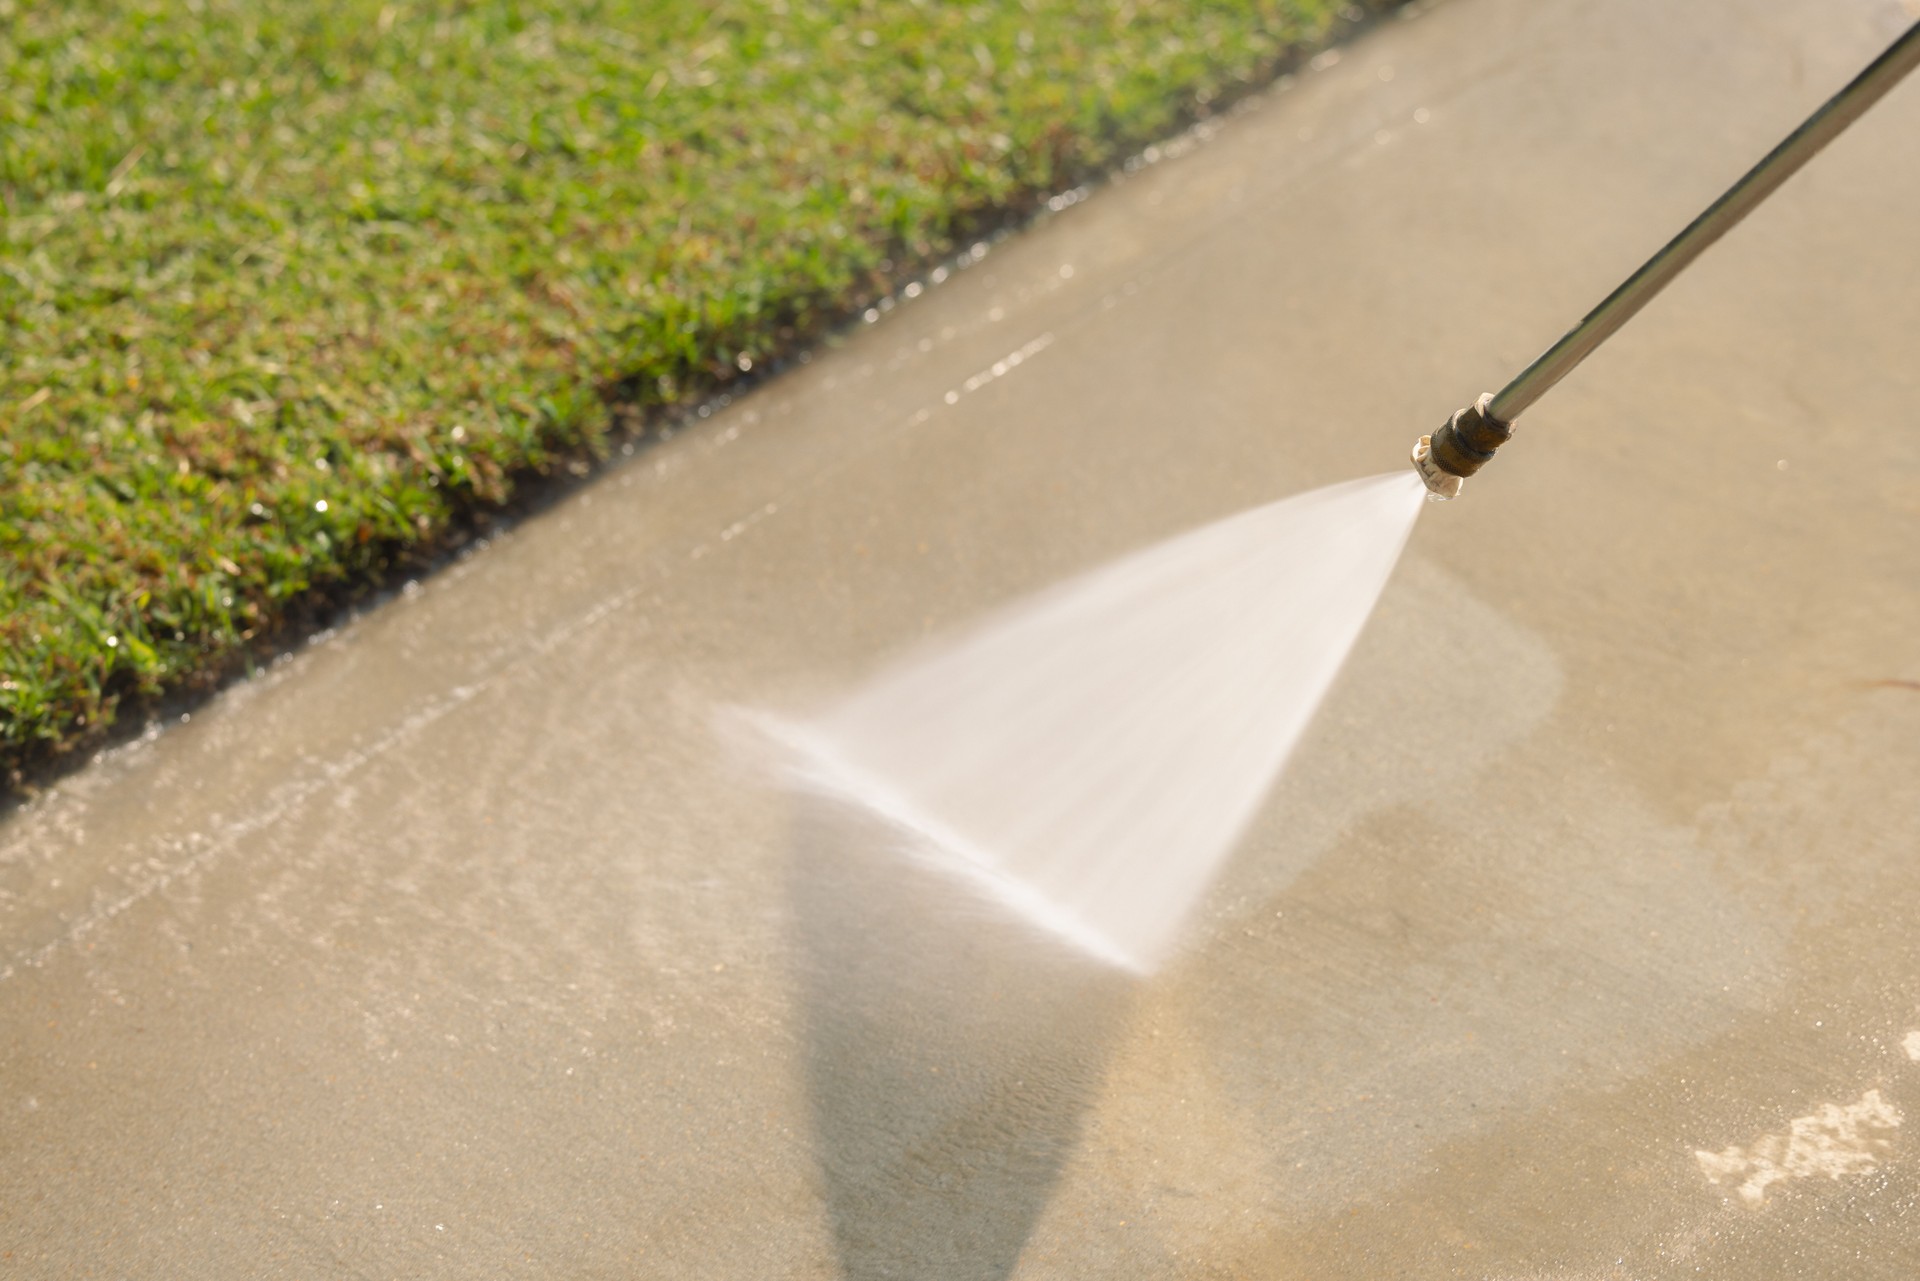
[1414,20,1920,499]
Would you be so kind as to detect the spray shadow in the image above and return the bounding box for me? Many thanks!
[787,791,1134,1281]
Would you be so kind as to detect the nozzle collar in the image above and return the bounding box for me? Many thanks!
[1428,393,1513,478]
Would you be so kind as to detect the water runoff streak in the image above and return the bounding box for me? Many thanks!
[773,472,1428,973]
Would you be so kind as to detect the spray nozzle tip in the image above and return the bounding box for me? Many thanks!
[1411,435,1464,501]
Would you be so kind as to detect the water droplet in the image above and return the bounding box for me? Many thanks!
[105,635,119,648]
[864,308,879,323]
[736,353,753,371]
[944,390,959,404]
[314,499,328,512]
[1413,107,1431,124]
[1059,264,1074,279]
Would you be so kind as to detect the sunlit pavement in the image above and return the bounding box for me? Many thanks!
[5,0,1919,1274]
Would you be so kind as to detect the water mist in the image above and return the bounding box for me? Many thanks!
[770,471,1429,972]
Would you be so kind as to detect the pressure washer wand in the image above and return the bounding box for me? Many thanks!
[1413,19,1920,500]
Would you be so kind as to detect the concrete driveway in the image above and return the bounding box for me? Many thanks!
[5,0,1919,1275]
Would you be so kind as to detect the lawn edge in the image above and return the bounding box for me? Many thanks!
[3,0,1415,803]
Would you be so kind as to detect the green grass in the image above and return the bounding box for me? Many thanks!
[2,0,1382,783]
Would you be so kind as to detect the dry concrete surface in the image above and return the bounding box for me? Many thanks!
[6,0,1920,1275]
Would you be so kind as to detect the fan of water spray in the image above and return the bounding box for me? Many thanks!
[771,472,1429,972]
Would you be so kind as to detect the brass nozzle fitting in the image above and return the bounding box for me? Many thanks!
[1412,393,1513,500]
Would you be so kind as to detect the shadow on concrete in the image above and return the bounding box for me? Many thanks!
[787,792,1134,1281]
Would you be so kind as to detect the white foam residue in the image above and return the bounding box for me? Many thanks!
[1696,1089,1902,1205]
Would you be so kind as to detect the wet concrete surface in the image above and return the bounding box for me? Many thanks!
[6,0,1920,1274]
